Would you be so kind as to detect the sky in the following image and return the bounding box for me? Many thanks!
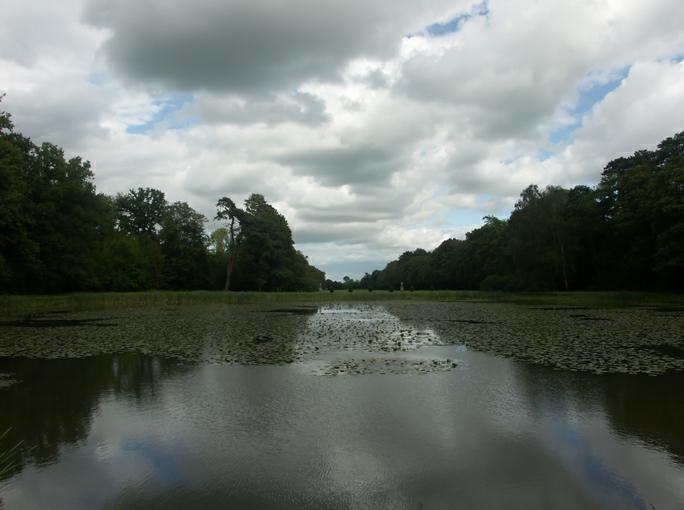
[2,0,684,280]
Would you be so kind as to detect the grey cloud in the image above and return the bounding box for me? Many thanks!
[293,223,376,245]
[5,84,110,150]
[292,191,413,224]
[399,56,583,142]
[446,161,538,197]
[83,0,465,93]
[278,144,405,187]
[314,258,391,280]
[0,0,93,67]
[364,69,391,90]
[297,209,395,224]
[183,92,328,126]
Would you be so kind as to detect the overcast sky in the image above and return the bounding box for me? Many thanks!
[2,0,683,280]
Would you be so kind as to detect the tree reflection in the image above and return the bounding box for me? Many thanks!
[514,363,684,462]
[0,354,193,480]
[600,371,684,461]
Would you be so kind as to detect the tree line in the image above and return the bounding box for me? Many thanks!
[0,99,324,293]
[2,96,682,294]
[348,132,684,292]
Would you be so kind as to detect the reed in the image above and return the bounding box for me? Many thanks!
[1,290,682,315]
[0,428,24,479]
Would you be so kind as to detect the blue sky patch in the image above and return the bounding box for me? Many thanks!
[549,121,582,145]
[86,72,107,86]
[444,207,492,227]
[538,149,554,161]
[573,69,629,116]
[126,94,195,134]
[549,67,629,146]
[423,1,489,37]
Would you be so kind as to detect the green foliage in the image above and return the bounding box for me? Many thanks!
[160,201,209,289]
[596,132,684,288]
[0,98,111,292]
[114,187,166,236]
[210,228,229,257]
[217,193,325,291]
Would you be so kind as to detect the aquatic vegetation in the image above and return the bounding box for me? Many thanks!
[0,374,16,389]
[318,358,458,376]
[0,301,682,376]
[386,302,684,375]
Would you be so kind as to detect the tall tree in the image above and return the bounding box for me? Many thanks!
[113,187,167,288]
[215,197,245,291]
[240,194,298,291]
[0,105,37,290]
[160,201,209,289]
[596,132,684,289]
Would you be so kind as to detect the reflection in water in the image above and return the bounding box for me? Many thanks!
[514,364,684,462]
[0,355,193,480]
[0,304,682,509]
[602,372,684,461]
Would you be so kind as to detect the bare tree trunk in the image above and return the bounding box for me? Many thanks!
[559,239,569,291]
[224,217,238,291]
[224,252,235,291]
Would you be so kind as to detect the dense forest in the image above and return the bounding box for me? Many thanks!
[1,97,682,293]
[347,132,684,292]
[0,100,324,293]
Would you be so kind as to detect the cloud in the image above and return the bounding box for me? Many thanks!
[398,0,684,140]
[181,91,329,126]
[0,0,103,68]
[2,80,110,148]
[83,0,471,94]
[568,59,684,175]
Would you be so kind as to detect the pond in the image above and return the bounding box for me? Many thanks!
[0,302,683,509]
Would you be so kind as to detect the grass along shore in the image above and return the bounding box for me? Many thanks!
[1,290,683,315]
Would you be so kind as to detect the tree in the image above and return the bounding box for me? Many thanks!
[160,201,209,289]
[11,139,110,291]
[112,187,168,288]
[247,195,294,284]
[236,194,299,291]
[209,228,229,257]
[217,194,325,291]
[0,102,37,290]
[508,186,574,290]
[215,197,245,291]
[596,132,684,288]
[115,187,166,236]
[461,216,510,290]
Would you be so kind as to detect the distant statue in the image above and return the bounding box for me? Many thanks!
[400,281,404,291]
[319,284,323,292]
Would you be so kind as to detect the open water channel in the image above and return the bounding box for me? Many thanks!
[0,302,682,509]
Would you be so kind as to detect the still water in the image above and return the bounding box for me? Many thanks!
[0,304,683,509]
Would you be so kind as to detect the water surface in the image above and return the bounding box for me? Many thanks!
[0,303,682,509]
